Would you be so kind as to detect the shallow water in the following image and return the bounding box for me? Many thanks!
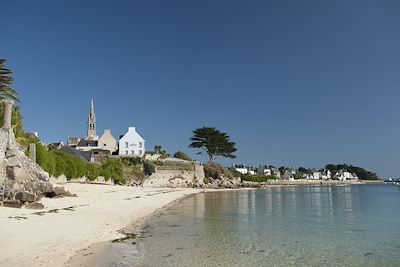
[103,185,400,266]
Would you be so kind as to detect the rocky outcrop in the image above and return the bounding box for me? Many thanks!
[45,186,77,198]
[0,100,53,208]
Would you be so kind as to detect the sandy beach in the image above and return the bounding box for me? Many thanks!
[0,183,201,267]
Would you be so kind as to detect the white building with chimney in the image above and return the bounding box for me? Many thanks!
[118,127,145,157]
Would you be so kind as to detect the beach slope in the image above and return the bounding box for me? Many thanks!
[0,183,199,267]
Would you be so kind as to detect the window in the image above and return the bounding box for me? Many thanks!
[125,150,128,155]
[131,150,135,155]
[125,142,129,148]
[139,142,143,148]
[103,144,106,147]
[139,150,142,155]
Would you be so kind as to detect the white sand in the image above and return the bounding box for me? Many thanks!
[0,183,201,267]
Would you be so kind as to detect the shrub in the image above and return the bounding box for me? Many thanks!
[173,151,192,161]
[204,162,233,180]
[123,165,145,182]
[143,160,156,176]
[121,156,142,166]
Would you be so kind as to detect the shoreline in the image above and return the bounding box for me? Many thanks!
[0,183,203,267]
[66,180,382,266]
[0,181,383,267]
[66,192,202,267]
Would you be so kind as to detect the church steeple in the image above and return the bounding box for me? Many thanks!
[86,98,97,140]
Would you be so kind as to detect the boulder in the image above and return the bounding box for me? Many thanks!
[15,192,35,203]
[25,202,45,209]
[45,187,76,198]
[3,200,22,208]
[53,187,66,196]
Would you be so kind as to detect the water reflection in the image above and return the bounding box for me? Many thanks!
[107,185,400,267]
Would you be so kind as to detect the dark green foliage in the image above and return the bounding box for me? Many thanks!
[0,59,19,102]
[173,151,192,161]
[241,175,278,183]
[143,160,156,176]
[189,127,236,162]
[203,162,233,180]
[293,173,303,179]
[324,164,379,180]
[121,156,142,166]
[298,167,312,175]
[278,166,285,174]
[99,158,126,184]
[30,142,129,184]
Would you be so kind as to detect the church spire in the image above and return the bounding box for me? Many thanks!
[86,98,97,140]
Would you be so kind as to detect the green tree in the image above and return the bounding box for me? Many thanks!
[189,127,236,162]
[0,59,19,102]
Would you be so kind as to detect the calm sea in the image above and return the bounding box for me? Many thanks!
[103,185,400,266]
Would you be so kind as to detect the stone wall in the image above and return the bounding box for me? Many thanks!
[50,175,115,185]
[143,163,205,188]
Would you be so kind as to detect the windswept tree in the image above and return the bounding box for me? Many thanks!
[0,59,19,102]
[189,127,236,162]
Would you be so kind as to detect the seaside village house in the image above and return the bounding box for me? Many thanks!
[64,99,145,161]
[118,127,145,157]
[233,164,256,175]
[332,170,359,181]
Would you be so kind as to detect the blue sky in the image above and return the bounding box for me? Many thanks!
[2,0,400,178]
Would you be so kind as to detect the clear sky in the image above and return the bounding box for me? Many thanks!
[2,0,400,178]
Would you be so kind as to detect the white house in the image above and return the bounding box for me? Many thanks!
[312,171,322,180]
[333,170,358,181]
[321,169,331,180]
[118,127,145,157]
[257,165,272,176]
[233,164,249,175]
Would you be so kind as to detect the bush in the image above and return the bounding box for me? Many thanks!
[173,151,192,161]
[33,143,129,184]
[204,162,233,180]
[121,156,142,166]
[123,166,145,182]
[99,157,126,184]
[143,160,156,176]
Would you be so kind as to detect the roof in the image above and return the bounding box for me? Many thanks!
[60,146,93,162]
[119,127,145,142]
[77,139,98,147]
[67,137,80,145]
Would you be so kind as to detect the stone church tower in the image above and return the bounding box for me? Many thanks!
[86,98,98,140]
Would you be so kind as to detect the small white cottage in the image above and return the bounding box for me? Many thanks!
[118,127,145,157]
